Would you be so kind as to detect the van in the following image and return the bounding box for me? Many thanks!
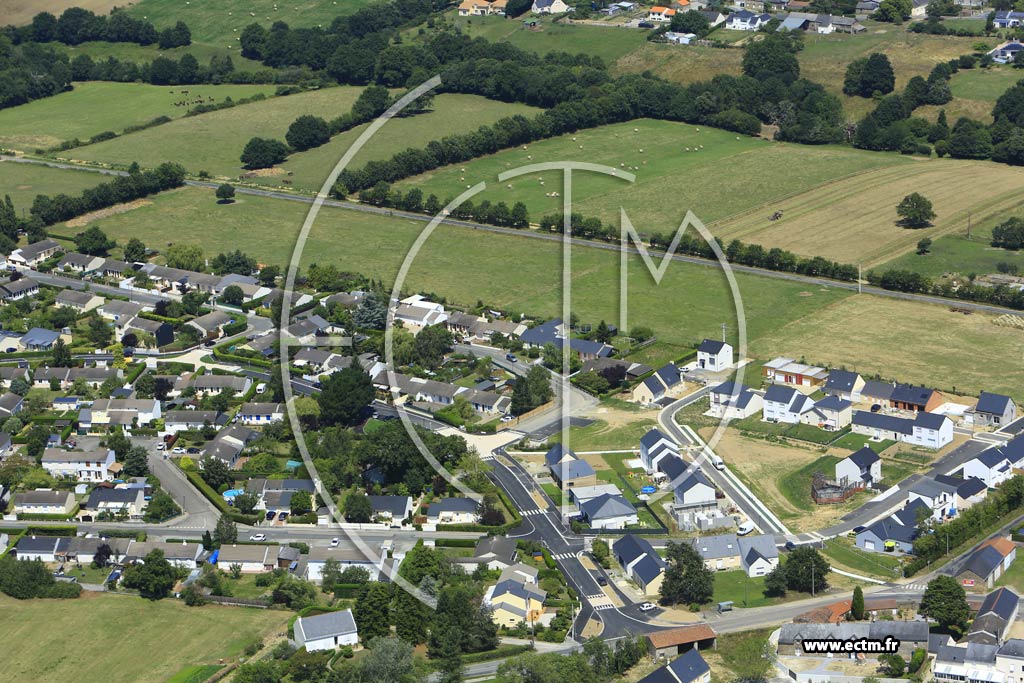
[256,382,267,394]
[711,455,725,471]
[737,521,755,536]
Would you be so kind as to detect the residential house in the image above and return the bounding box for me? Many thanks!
[990,41,1024,64]
[738,535,779,577]
[499,563,538,585]
[122,541,203,568]
[551,457,597,489]
[890,383,944,413]
[646,624,717,660]
[0,391,23,418]
[394,294,447,332]
[55,288,103,313]
[187,310,233,340]
[426,497,479,525]
[520,318,613,362]
[215,544,278,573]
[803,395,853,431]
[637,648,711,683]
[823,369,865,401]
[640,428,679,474]
[831,15,866,32]
[14,535,71,562]
[238,402,284,426]
[99,300,145,322]
[0,366,30,384]
[968,587,1020,644]
[725,9,772,28]
[99,258,131,278]
[954,476,989,511]
[910,0,928,16]
[835,447,882,487]
[963,449,1014,489]
[856,517,919,553]
[203,424,258,468]
[852,410,953,448]
[532,0,571,12]
[908,478,959,521]
[614,534,667,596]
[191,373,252,398]
[57,252,105,274]
[778,622,928,659]
[20,327,61,351]
[762,357,828,388]
[41,447,115,482]
[305,546,384,584]
[691,533,741,571]
[368,495,414,524]
[463,536,518,571]
[79,487,147,520]
[579,493,638,529]
[633,362,683,405]
[708,381,762,420]
[120,316,174,347]
[68,366,123,388]
[649,5,677,21]
[762,384,815,424]
[674,471,717,511]
[664,31,697,44]
[163,410,223,433]
[696,339,733,371]
[13,489,76,516]
[294,610,359,652]
[85,398,161,431]
[33,366,70,388]
[957,538,1018,589]
[0,277,40,302]
[457,0,507,14]
[972,392,1017,427]
[699,9,726,24]
[488,579,546,626]
[569,484,623,508]
[8,239,63,268]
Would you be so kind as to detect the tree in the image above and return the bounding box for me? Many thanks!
[241,137,289,169]
[88,315,113,347]
[354,292,388,329]
[359,637,417,682]
[26,425,49,460]
[851,585,865,620]
[879,654,906,676]
[340,566,371,584]
[123,445,150,477]
[591,539,611,569]
[215,184,236,203]
[234,491,259,514]
[51,338,72,367]
[764,564,788,597]
[220,284,245,305]
[861,53,896,96]
[412,325,453,369]
[232,662,281,683]
[290,490,313,514]
[9,378,29,396]
[344,490,373,523]
[511,365,553,416]
[354,582,393,642]
[144,490,180,522]
[165,243,204,271]
[670,10,711,36]
[784,546,830,593]
[213,513,238,546]
[121,549,177,599]
[317,367,374,426]
[74,225,115,256]
[742,33,800,84]
[919,575,969,631]
[660,541,714,605]
[124,237,146,262]
[201,457,233,490]
[917,237,932,254]
[286,115,331,151]
[896,192,936,228]
[321,557,343,592]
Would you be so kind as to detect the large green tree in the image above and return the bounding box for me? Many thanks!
[353,581,393,642]
[783,546,830,594]
[121,549,178,599]
[659,541,714,605]
[919,575,969,631]
[896,192,936,228]
[317,367,374,427]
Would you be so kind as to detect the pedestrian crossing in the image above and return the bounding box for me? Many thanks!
[521,509,547,516]
[551,552,575,560]
[903,583,928,591]
[586,594,616,610]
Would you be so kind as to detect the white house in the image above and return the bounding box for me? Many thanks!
[639,428,679,474]
[963,449,1014,489]
[908,478,958,521]
[426,497,479,525]
[41,447,115,482]
[237,402,284,426]
[707,381,762,420]
[215,544,278,573]
[696,339,734,372]
[852,411,953,449]
[8,239,63,268]
[305,547,384,584]
[801,395,852,431]
[738,534,779,577]
[294,610,359,652]
[835,447,882,487]
[994,10,1024,28]
[725,9,771,29]
[762,384,815,424]
[13,489,77,516]
[579,493,638,529]
[648,5,677,21]
[674,471,717,511]
[972,392,1017,428]
[531,0,571,12]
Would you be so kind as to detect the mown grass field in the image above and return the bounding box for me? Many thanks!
[49,40,267,72]
[548,417,657,452]
[950,66,1023,102]
[450,14,647,61]
[0,593,289,683]
[71,86,364,177]
[0,161,105,208]
[251,94,542,191]
[879,224,1024,279]
[398,119,907,227]
[126,0,377,47]
[713,157,1024,267]
[821,537,904,579]
[0,82,275,151]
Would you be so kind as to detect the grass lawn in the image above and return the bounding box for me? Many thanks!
[777,455,841,512]
[63,563,115,584]
[125,0,377,46]
[250,94,542,192]
[0,593,290,683]
[449,14,648,61]
[830,432,896,453]
[879,227,1024,280]
[711,569,781,608]
[223,573,274,599]
[996,553,1024,592]
[550,417,656,452]
[0,161,106,209]
[71,86,365,178]
[398,118,907,229]
[48,40,266,72]
[166,665,224,683]
[950,65,1023,102]
[541,482,567,506]
[821,536,904,580]
[0,0,121,24]
[0,82,275,152]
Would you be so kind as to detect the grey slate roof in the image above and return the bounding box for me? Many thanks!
[977,392,1013,416]
[824,369,860,393]
[295,609,358,642]
[959,545,1006,579]
[638,648,710,683]
[367,495,411,518]
[580,493,636,521]
[847,446,880,469]
[862,381,895,401]
[698,339,728,354]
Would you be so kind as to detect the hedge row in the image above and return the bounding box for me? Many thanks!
[459,644,533,665]
[433,538,477,548]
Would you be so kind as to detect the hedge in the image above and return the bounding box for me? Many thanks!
[331,583,364,599]
[100,529,147,540]
[182,467,260,525]
[24,525,77,536]
[139,311,184,324]
[459,644,533,665]
[125,362,147,384]
[222,319,247,336]
[213,346,272,368]
[18,508,78,521]
[1,530,26,556]
[433,538,477,548]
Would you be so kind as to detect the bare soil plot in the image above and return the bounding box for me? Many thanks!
[0,0,123,25]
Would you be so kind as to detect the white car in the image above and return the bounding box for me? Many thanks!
[249,533,267,542]
[639,602,657,612]
[172,447,185,454]
[330,538,340,547]
[155,443,165,451]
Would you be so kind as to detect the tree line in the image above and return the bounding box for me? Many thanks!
[2,7,190,49]
[868,266,1024,309]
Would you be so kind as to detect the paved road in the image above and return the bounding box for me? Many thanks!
[7,154,1024,320]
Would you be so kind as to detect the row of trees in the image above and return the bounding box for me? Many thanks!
[0,38,72,110]
[3,8,189,48]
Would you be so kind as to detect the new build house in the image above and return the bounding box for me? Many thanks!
[708,381,762,420]
[696,339,733,371]
[763,384,815,424]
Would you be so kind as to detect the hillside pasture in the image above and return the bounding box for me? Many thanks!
[251,94,542,191]
[0,0,121,25]
[614,42,745,85]
[0,161,106,209]
[712,158,1024,267]
[69,86,364,177]
[451,14,648,62]
[397,119,908,228]
[0,593,289,683]
[0,82,275,151]
[50,40,267,72]
[879,227,1024,280]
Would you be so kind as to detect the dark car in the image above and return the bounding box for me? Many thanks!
[784,541,797,552]
[186,447,200,455]
[597,576,608,586]
[278,511,288,521]
[638,21,654,28]
[870,403,882,412]
[265,511,276,520]
[505,353,518,362]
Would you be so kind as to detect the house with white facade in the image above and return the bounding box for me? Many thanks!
[294,610,359,652]
[639,428,679,474]
[835,447,882,487]
[41,447,116,482]
[708,381,762,420]
[237,402,284,426]
[762,384,815,424]
[696,339,733,372]
[674,471,717,511]
[963,449,1014,489]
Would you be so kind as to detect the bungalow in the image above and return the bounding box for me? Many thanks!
[963,449,1013,489]
[368,495,414,523]
[972,392,1017,427]
[0,391,24,417]
[991,41,1024,65]
[763,384,815,424]
[14,535,71,562]
[394,294,447,332]
[426,497,479,525]
[890,383,944,413]
[0,278,40,302]
[674,471,717,511]
[463,536,518,571]
[696,339,733,372]
[237,402,284,426]
[646,624,717,661]
[215,544,277,573]
[699,9,726,25]
[187,310,234,340]
[551,456,597,489]
[632,362,683,405]
[99,300,145,322]
[122,541,203,568]
[86,398,161,431]
[499,563,538,585]
[762,357,827,388]
[802,395,852,431]
[191,374,252,397]
[531,0,571,12]
[614,534,667,596]
[13,489,76,516]
[0,366,30,384]
[33,366,70,388]
[68,366,123,388]
[520,318,613,361]
[638,648,711,683]
[163,410,223,433]
[738,534,780,577]
[488,578,546,626]
[8,238,63,268]
[968,587,1020,645]
[640,428,679,474]
[294,609,359,652]
[956,538,1017,589]
[649,5,677,21]
[204,424,258,467]
[831,15,866,32]
[99,258,131,279]
[823,369,865,401]
[725,10,772,29]
[41,447,115,482]
[579,493,639,529]
[708,381,762,420]
[19,327,61,351]
[55,288,103,312]
[835,447,882,487]
[80,487,147,520]
[856,517,919,553]
[995,10,1024,28]
[305,546,384,584]
[57,252,105,274]
[120,316,174,347]
[692,533,777,576]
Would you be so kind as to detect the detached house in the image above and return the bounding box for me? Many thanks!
[488,579,546,626]
[648,5,677,21]
[908,478,958,521]
[852,410,953,449]
[41,447,115,482]
[57,252,105,274]
[763,384,815,424]
[238,402,284,426]
[294,610,359,652]
[990,41,1024,64]
[639,428,679,474]
[13,489,77,516]
[425,497,479,525]
[835,447,882,487]
[963,449,1014,489]
[674,471,717,511]
[696,339,733,371]
[579,493,638,529]
[708,381,762,420]
[725,10,772,30]
[633,363,682,405]
[614,534,667,596]
[802,395,852,431]
[890,383,944,413]
[994,9,1024,28]
[637,649,711,683]
[545,444,597,488]
[187,310,233,340]
[823,369,865,402]
[0,278,40,302]
[762,357,828,388]
[956,538,1018,589]
[972,392,1017,428]
[531,0,571,12]
[55,289,103,312]
[8,239,63,268]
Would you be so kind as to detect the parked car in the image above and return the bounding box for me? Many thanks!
[597,576,608,586]
[172,447,185,454]
[639,602,656,612]
[156,443,165,451]
[278,511,288,521]
[249,533,267,541]
[186,447,200,455]
[784,541,797,552]
[265,511,276,521]
[505,353,518,362]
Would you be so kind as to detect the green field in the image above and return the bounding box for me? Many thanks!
[50,40,267,72]
[166,665,224,683]
[549,418,656,452]
[880,227,1024,279]
[250,94,542,191]
[711,569,778,608]
[0,82,275,151]
[778,455,841,512]
[821,537,904,579]
[126,0,377,46]
[449,14,647,61]
[397,118,906,228]
[0,161,105,209]
[830,432,896,453]
[950,66,1023,102]
[71,86,364,177]
[0,593,289,683]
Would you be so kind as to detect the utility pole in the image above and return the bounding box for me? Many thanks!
[858,264,862,294]
[812,562,816,597]
[721,322,727,343]
[967,212,972,240]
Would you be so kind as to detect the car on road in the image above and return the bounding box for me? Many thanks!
[278,511,288,521]
[249,533,267,541]
[597,576,608,586]
[172,447,185,454]
[784,541,797,552]
[156,443,165,451]
[505,353,517,362]
[737,520,755,536]
[639,602,656,612]
[330,538,340,547]
[501,415,513,422]
[203,340,216,347]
